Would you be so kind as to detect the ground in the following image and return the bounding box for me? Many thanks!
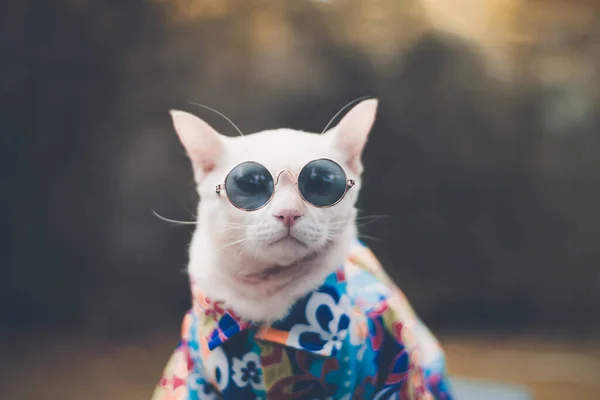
[1,333,598,399]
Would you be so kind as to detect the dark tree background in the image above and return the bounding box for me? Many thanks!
[2,0,599,343]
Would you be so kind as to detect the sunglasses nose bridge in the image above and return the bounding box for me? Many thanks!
[274,169,297,186]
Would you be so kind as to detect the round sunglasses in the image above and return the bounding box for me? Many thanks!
[215,158,355,211]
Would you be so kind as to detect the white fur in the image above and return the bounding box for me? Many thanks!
[170,99,378,322]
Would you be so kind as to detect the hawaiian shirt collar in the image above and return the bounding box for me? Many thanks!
[190,267,351,357]
[190,286,254,351]
[188,241,383,358]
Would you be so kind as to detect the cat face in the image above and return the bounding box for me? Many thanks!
[170,100,377,316]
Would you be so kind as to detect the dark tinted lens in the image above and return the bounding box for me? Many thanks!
[298,159,348,207]
[224,162,274,210]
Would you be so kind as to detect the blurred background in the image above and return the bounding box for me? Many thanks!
[1,0,599,399]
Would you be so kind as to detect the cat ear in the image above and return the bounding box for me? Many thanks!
[169,110,225,181]
[328,98,378,174]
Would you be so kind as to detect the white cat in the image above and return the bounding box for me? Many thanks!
[154,99,454,400]
[170,99,377,322]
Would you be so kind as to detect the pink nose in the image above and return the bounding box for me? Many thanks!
[274,209,303,228]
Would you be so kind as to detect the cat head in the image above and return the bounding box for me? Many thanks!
[170,99,377,320]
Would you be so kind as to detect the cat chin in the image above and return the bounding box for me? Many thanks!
[221,264,338,322]
[253,237,330,267]
[187,226,355,322]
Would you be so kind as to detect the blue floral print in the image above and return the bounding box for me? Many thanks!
[153,241,454,400]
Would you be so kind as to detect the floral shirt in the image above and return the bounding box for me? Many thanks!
[153,241,454,400]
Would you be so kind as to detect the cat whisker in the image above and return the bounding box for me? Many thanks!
[189,101,244,137]
[355,222,383,230]
[230,236,250,253]
[355,214,390,221]
[356,232,383,242]
[237,240,256,259]
[223,221,246,227]
[152,210,198,225]
[320,96,373,134]
[222,223,247,232]
[222,227,243,234]
[218,237,249,252]
[315,243,326,257]
[184,206,198,218]
[355,214,390,230]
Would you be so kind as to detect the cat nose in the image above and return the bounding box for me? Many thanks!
[274,209,303,228]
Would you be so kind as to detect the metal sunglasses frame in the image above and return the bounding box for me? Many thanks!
[215,158,356,211]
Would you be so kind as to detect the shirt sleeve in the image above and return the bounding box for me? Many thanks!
[368,295,455,400]
[152,340,192,400]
